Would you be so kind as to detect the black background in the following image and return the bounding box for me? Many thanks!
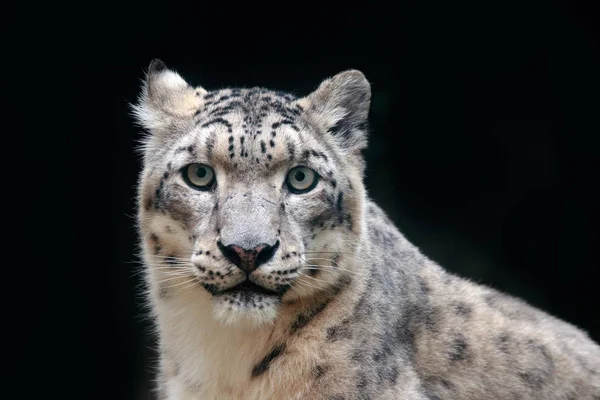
[41,1,599,399]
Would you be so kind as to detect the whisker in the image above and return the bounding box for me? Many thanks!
[155,275,196,285]
[304,264,368,278]
[301,273,336,286]
[164,277,198,290]
[301,251,346,254]
[301,257,340,265]
[151,254,194,259]
[293,276,326,291]
[145,263,192,268]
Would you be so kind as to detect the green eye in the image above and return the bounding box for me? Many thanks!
[286,166,318,193]
[182,164,216,190]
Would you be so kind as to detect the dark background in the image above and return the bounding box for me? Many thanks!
[48,1,599,399]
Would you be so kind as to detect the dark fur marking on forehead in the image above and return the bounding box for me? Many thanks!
[279,119,300,131]
[200,118,233,132]
[287,142,296,159]
[175,146,188,154]
[206,131,216,159]
[260,141,266,153]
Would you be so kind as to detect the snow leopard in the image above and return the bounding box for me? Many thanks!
[132,59,600,399]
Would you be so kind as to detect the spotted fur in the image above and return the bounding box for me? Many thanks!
[132,59,600,399]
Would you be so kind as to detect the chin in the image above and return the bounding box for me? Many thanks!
[210,289,282,328]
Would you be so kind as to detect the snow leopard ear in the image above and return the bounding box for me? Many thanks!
[298,70,371,152]
[131,59,207,134]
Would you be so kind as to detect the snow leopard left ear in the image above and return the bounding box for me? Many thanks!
[131,59,207,135]
[297,70,371,152]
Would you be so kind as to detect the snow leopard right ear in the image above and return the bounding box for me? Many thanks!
[297,70,371,153]
[131,59,207,134]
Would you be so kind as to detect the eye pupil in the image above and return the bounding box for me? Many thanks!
[196,168,207,178]
[294,170,305,182]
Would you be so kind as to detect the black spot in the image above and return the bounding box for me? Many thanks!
[497,333,511,353]
[251,343,286,378]
[291,300,330,333]
[270,139,275,147]
[453,302,472,316]
[314,365,326,379]
[448,333,469,361]
[518,340,555,388]
[326,325,352,341]
[202,283,218,295]
[267,154,272,161]
[336,192,344,212]
[260,141,266,153]
[200,118,233,132]
[384,365,399,384]
[418,277,430,293]
[287,142,296,158]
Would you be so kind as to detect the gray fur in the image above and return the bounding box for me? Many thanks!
[133,59,600,399]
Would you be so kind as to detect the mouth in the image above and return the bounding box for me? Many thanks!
[205,280,280,297]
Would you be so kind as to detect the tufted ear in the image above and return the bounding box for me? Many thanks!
[297,70,371,152]
[131,59,207,135]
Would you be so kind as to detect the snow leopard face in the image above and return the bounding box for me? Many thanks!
[134,59,371,326]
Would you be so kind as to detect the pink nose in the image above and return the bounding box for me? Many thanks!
[217,241,279,274]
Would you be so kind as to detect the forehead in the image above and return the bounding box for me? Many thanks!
[166,87,334,174]
[200,87,301,126]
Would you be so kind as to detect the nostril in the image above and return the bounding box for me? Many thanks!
[217,241,241,267]
[255,240,279,269]
[217,240,280,274]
